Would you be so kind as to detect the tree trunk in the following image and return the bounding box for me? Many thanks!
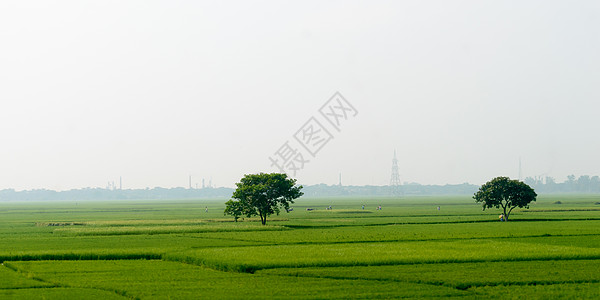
[260,212,266,225]
[507,206,516,221]
[502,203,508,222]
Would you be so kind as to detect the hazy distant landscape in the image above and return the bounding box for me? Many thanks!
[2,0,599,299]
[2,174,599,201]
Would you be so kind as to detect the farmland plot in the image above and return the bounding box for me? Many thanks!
[0,195,599,298]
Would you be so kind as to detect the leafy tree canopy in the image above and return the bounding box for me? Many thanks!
[225,173,303,225]
[223,199,246,222]
[473,176,537,221]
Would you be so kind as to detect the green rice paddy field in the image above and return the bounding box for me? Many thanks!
[1,195,599,299]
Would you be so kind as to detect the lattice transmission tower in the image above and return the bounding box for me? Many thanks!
[390,150,402,197]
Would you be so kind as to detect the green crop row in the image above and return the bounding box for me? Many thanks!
[258,259,600,288]
[0,264,54,289]
[5,260,465,299]
[0,288,127,300]
[165,239,600,273]
[6,259,600,299]
[195,220,600,245]
[0,234,263,256]
[468,282,600,299]
[0,252,161,263]
[52,223,289,236]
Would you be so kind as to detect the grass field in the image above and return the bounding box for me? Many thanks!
[1,194,599,299]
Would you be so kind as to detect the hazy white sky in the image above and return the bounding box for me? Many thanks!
[1,0,599,190]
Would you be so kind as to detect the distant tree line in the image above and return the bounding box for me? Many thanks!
[0,187,233,201]
[0,183,479,201]
[302,183,479,197]
[524,175,600,194]
[1,176,598,201]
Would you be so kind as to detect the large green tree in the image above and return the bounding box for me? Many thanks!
[473,176,537,221]
[226,173,303,225]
